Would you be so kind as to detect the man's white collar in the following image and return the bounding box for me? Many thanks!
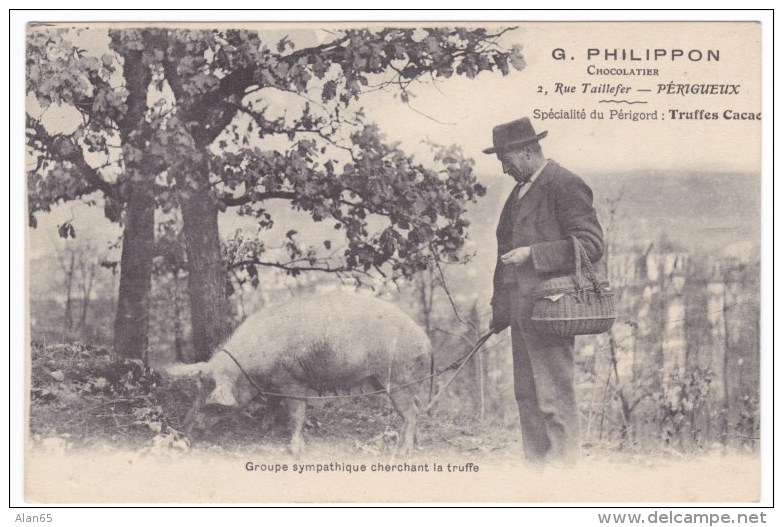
[528,159,549,184]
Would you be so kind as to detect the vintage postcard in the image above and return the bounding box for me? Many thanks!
[22,19,765,504]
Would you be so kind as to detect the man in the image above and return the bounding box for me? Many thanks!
[485,117,604,464]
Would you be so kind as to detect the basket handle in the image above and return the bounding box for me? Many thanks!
[570,236,584,299]
[570,235,604,296]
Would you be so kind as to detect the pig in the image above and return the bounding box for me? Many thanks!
[166,292,432,456]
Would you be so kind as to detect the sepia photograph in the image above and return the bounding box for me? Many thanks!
[17,14,768,506]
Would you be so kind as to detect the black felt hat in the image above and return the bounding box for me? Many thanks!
[483,117,548,154]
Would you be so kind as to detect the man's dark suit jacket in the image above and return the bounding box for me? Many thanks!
[491,160,605,331]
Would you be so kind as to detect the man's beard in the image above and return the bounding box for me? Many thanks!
[511,164,533,183]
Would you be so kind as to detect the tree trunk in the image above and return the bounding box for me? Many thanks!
[171,274,187,363]
[63,250,75,333]
[477,349,485,421]
[112,42,154,360]
[416,270,436,404]
[79,261,95,331]
[79,261,95,334]
[114,182,155,359]
[179,163,233,362]
[721,281,731,446]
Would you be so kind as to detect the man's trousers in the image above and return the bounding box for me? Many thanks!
[509,286,580,463]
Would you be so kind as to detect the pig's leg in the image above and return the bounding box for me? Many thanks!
[284,397,307,457]
[260,396,280,432]
[370,376,418,455]
[385,387,419,455]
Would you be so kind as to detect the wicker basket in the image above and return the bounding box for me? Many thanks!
[531,236,616,336]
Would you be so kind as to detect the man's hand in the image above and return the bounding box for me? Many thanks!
[501,246,531,265]
[490,311,510,334]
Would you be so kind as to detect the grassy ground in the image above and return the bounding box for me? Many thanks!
[29,341,757,465]
[27,343,762,503]
[29,341,517,457]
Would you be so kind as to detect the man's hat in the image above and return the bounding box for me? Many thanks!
[482,117,548,154]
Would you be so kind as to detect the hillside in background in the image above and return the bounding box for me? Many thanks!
[471,168,760,252]
[588,169,760,252]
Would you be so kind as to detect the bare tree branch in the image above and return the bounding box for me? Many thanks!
[227,101,356,156]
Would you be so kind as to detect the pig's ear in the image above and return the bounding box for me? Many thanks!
[206,385,238,407]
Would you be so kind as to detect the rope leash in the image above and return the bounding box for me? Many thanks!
[218,330,494,403]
